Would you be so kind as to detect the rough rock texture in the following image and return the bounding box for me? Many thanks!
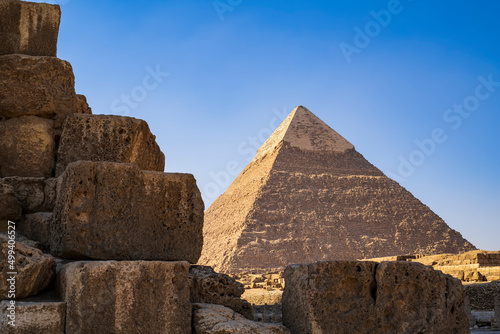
[189,265,253,320]
[283,261,378,334]
[60,261,191,334]
[43,177,58,212]
[0,300,65,334]
[0,183,22,222]
[75,94,92,115]
[282,261,468,334]
[19,212,52,250]
[56,114,165,176]
[375,261,467,333]
[0,0,61,57]
[0,116,55,178]
[0,54,78,130]
[52,161,204,262]
[465,281,500,311]
[200,106,475,274]
[14,233,43,250]
[0,177,47,213]
[0,234,56,299]
[193,303,290,334]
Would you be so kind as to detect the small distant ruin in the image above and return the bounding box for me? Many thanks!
[365,250,500,282]
[236,272,285,291]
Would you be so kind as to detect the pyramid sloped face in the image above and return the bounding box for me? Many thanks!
[198,146,279,271]
[200,107,476,274]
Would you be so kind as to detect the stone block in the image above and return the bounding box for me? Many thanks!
[0,54,77,129]
[55,114,164,176]
[189,265,253,319]
[0,300,65,334]
[51,161,204,262]
[60,261,191,334]
[282,261,469,334]
[0,0,61,57]
[0,235,56,300]
[193,303,290,334]
[0,116,55,178]
[19,212,52,250]
[283,261,378,334]
[0,183,22,222]
[375,261,468,333]
[0,177,46,213]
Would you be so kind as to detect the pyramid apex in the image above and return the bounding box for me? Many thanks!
[255,106,355,160]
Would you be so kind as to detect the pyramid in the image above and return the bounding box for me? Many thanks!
[199,106,476,274]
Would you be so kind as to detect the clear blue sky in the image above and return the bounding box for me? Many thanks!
[37,0,499,250]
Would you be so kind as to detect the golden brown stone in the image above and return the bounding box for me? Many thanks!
[51,161,204,262]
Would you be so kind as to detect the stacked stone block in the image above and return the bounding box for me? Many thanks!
[51,161,202,261]
[60,261,192,334]
[0,2,218,333]
[0,235,56,300]
[55,114,165,176]
[0,0,61,57]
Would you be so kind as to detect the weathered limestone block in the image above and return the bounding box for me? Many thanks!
[0,235,56,299]
[52,161,204,262]
[283,261,378,334]
[0,54,77,128]
[189,265,253,320]
[0,183,22,222]
[19,212,52,250]
[60,261,191,334]
[282,261,469,334]
[0,0,61,57]
[0,177,46,213]
[375,261,468,333]
[56,114,164,176]
[0,116,55,178]
[0,300,65,334]
[193,303,290,334]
